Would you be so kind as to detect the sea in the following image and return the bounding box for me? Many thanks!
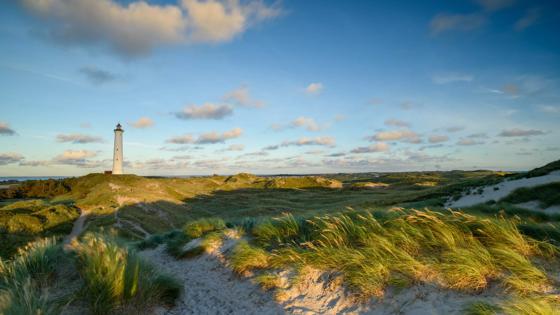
[0,176,72,182]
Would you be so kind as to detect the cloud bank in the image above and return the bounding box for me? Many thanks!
[21,0,281,58]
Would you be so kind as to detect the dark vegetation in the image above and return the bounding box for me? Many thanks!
[501,183,560,208]
[0,200,79,258]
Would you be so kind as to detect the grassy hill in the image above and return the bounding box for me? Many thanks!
[0,159,559,314]
[0,200,79,258]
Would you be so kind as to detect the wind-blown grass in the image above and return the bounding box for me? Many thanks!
[74,234,181,314]
[0,238,61,315]
[232,210,558,298]
[230,240,271,274]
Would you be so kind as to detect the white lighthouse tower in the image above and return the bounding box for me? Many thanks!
[112,123,124,175]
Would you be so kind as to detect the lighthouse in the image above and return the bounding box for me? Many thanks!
[112,123,124,174]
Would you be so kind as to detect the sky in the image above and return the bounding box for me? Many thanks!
[0,0,559,176]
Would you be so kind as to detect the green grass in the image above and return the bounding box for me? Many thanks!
[0,200,79,258]
[230,240,271,274]
[501,183,560,208]
[464,296,560,315]
[0,238,62,315]
[254,273,281,291]
[74,233,182,314]
[231,209,558,298]
[520,159,560,178]
[183,217,226,239]
[463,301,500,315]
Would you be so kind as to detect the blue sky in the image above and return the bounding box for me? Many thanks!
[0,0,559,176]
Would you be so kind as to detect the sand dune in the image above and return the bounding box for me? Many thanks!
[446,171,560,209]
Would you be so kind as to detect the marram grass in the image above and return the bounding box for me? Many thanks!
[0,238,61,315]
[74,233,181,314]
[232,209,559,298]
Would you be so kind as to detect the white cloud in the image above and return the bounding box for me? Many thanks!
[457,139,485,146]
[272,116,324,132]
[223,86,264,108]
[432,73,474,84]
[225,144,245,151]
[21,0,281,58]
[282,136,336,147]
[0,122,16,136]
[305,82,323,95]
[515,8,540,31]
[166,134,195,144]
[384,119,410,128]
[291,116,321,131]
[428,135,449,143]
[498,128,545,137]
[19,160,52,167]
[351,142,390,154]
[467,133,488,138]
[182,0,281,43]
[175,103,233,120]
[54,150,97,161]
[196,127,243,144]
[127,158,190,170]
[444,126,465,133]
[130,117,155,128]
[368,130,421,143]
[56,133,103,144]
[429,13,486,35]
[0,153,24,165]
[51,150,104,167]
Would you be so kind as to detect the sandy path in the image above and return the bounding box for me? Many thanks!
[140,241,283,315]
[64,208,88,246]
[447,171,560,208]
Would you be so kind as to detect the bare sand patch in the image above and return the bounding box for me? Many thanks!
[446,171,560,208]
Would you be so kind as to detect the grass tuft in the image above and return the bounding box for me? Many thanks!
[183,218,226,239]
[74,233,181,314]
[254,273,282,291]
[0,238,61,315]
[230,240,270,274]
